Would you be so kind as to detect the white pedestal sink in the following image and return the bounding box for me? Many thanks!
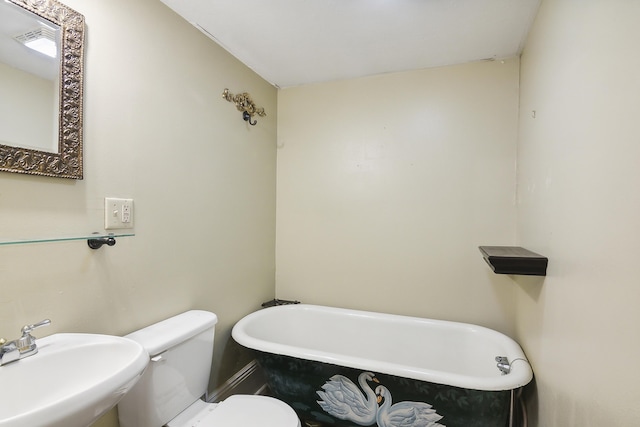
[0,333,148,427]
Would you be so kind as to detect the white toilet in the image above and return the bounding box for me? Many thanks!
[117,310,301,427]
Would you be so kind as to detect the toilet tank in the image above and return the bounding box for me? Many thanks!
[118,310,218,427]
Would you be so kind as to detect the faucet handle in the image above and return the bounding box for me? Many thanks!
[21,319,51,336]
[16,319,50,354]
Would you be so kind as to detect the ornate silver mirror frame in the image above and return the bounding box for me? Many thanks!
[0,0,84,179]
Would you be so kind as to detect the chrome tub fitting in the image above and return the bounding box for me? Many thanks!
[495,356,511,375]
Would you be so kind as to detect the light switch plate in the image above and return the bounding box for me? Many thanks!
[105,197,134,230]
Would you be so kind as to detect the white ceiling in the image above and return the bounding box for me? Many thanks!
[160,0,541,88]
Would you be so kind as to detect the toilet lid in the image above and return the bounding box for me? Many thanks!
[177,395,300,427]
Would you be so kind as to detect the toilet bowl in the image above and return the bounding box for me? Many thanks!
[165,395,300,427]
[117,310,300,427]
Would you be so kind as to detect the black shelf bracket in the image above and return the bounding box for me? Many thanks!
[87,235,116,249]
[479,246,547,276]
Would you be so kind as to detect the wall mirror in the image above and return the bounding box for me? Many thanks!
[0,0,84,179]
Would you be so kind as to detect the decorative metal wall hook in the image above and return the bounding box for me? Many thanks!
[222,88,266,126]
[243,111,257,126]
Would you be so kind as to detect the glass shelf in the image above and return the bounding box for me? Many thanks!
[0,232,135,246]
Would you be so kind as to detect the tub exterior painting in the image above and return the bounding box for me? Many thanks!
[233,305,532,427]
[258,353,512,427]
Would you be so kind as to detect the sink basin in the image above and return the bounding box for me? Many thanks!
[0,333,148,427]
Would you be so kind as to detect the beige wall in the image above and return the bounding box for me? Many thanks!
[0,0,276,425]
[516,0,640,425]
[4,0,639,425]
[276,59,520,334]
[0,62,56,151]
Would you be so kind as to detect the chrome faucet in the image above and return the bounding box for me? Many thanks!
[495,356,511,375]
[0,339,20,365]
[0,319,51,366]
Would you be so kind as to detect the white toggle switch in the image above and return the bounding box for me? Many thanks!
[105,197,134,230]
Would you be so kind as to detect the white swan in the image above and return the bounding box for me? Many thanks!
[375,385,446,427]
[316,371,380,425]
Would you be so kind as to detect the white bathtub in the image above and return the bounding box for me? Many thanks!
[233,304,532,391]
[233,304,533,427]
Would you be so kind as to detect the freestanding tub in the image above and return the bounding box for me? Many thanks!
[232,304,532,427]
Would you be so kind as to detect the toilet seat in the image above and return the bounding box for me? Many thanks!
[166,395,301,427]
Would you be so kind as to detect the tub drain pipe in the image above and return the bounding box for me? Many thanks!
[518,387,528,427]
[509,389,515,427]
[509,387,527,427]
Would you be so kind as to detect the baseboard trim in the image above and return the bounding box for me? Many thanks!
[207,359,269,403]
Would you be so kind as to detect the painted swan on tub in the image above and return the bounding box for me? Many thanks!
[317,372,445,426]
[316,372,380,425]
[375,385,445,427]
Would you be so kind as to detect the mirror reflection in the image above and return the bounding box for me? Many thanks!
[0,1,60,153]
[0,0,84,179]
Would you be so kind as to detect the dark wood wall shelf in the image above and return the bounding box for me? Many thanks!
[479,246,548,276]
